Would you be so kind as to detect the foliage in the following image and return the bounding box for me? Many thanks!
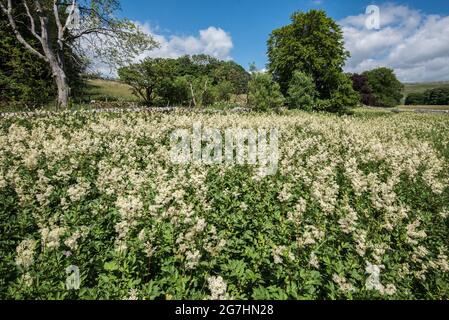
[0,110,448,300]
[0,10,84,106]
[119,55,250,107]
[350,74,376,106]
[287,71,317,111]
[423,87,449,105]
[405,92,426,105]
[405,88,449,106]
[0,0,155,107]
[363,68,404,108]
[247,73,285,111]
[328,73,360,111]
[267,10,353,111]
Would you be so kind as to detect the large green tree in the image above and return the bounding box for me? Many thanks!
[363,68,403,108]
[268,10,349,95]
[267,10,356,109]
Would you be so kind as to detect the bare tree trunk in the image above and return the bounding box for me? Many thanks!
[189,82,197,107]
[53,66,70,108]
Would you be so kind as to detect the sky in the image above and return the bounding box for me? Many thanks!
[113,0,449,83]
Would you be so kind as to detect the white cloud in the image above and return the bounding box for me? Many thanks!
[341,3,449,82]
[88,22,233,77]
[136,22,233,61]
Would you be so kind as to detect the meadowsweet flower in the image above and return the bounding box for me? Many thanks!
[309,252,320,269]
[40,226,67,250]
[64,227,89,251]
[21,273,33,287]
[67,181,90,202]
[127,288,139,300]
[207,276,229,300]
[185,250,201,269]
[15,239,37,269]
[332,274,354,293]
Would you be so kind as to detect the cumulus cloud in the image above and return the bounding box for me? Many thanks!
[135,22,233,61]
[341,3,449,82]
[88,22,233,77]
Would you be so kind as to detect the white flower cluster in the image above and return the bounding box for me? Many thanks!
[207,276,230,300]
[15,239,36,269]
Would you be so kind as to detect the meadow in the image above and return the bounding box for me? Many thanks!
[0,108,448,300]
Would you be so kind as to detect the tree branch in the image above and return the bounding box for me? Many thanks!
[0,0,46,61]
[22,0,42,42]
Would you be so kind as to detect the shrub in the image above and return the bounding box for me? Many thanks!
[350,74,376,106]
[247,73,285,111]
[287,71,317,111]
[405,92,426,105]
[363,68,404,108]
[329,73,360,110]
[423,87,449,105]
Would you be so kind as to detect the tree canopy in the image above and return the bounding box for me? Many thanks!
[363,68,403,108]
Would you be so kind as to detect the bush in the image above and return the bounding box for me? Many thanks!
[287,71,317,111]
[363,68,403,108]
[329,73,360,110]
[350,74,376,106]
[247,73,285,111]
[423,87,449,105]
[405,92,426,105]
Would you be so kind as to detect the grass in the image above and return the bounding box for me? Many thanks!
[84,79,137,102]
[403,81,449,96]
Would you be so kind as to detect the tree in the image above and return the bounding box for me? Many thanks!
[212,61,250,95]
[119,55,250,107]
[0,0,155,107]
[350,73,375,106]
[247,73,285,112]
[267,10,350,106]
[423,87,449,105]
[118,58,179,105]
[287,71,316,110]
[405,92,426,105]
[329,73,360,110]
[363,68,403,108]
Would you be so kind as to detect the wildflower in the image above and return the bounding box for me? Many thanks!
[15,239,37,269]
[332,274,355,293]
[40,226,67,250]
[127,288,139,300]
[309,252,320,269]
[207,276,229,300]
[185,250,201,269]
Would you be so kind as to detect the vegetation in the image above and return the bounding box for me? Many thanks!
[118,55,250,107]
[405,87,449,106]
[362,68,404,108]
[286,71,316,111]
[247,72,285,111]
[0,0,155,107]
[1,109,448,299]
[267,10,358,111]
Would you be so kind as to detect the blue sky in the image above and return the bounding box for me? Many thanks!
[116,1,449,82]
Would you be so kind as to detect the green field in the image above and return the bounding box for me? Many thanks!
[403,81,449,96]
[85,79,137,102]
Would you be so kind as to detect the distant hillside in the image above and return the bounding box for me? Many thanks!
[84,79,136,102]
[403,81,449,96]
